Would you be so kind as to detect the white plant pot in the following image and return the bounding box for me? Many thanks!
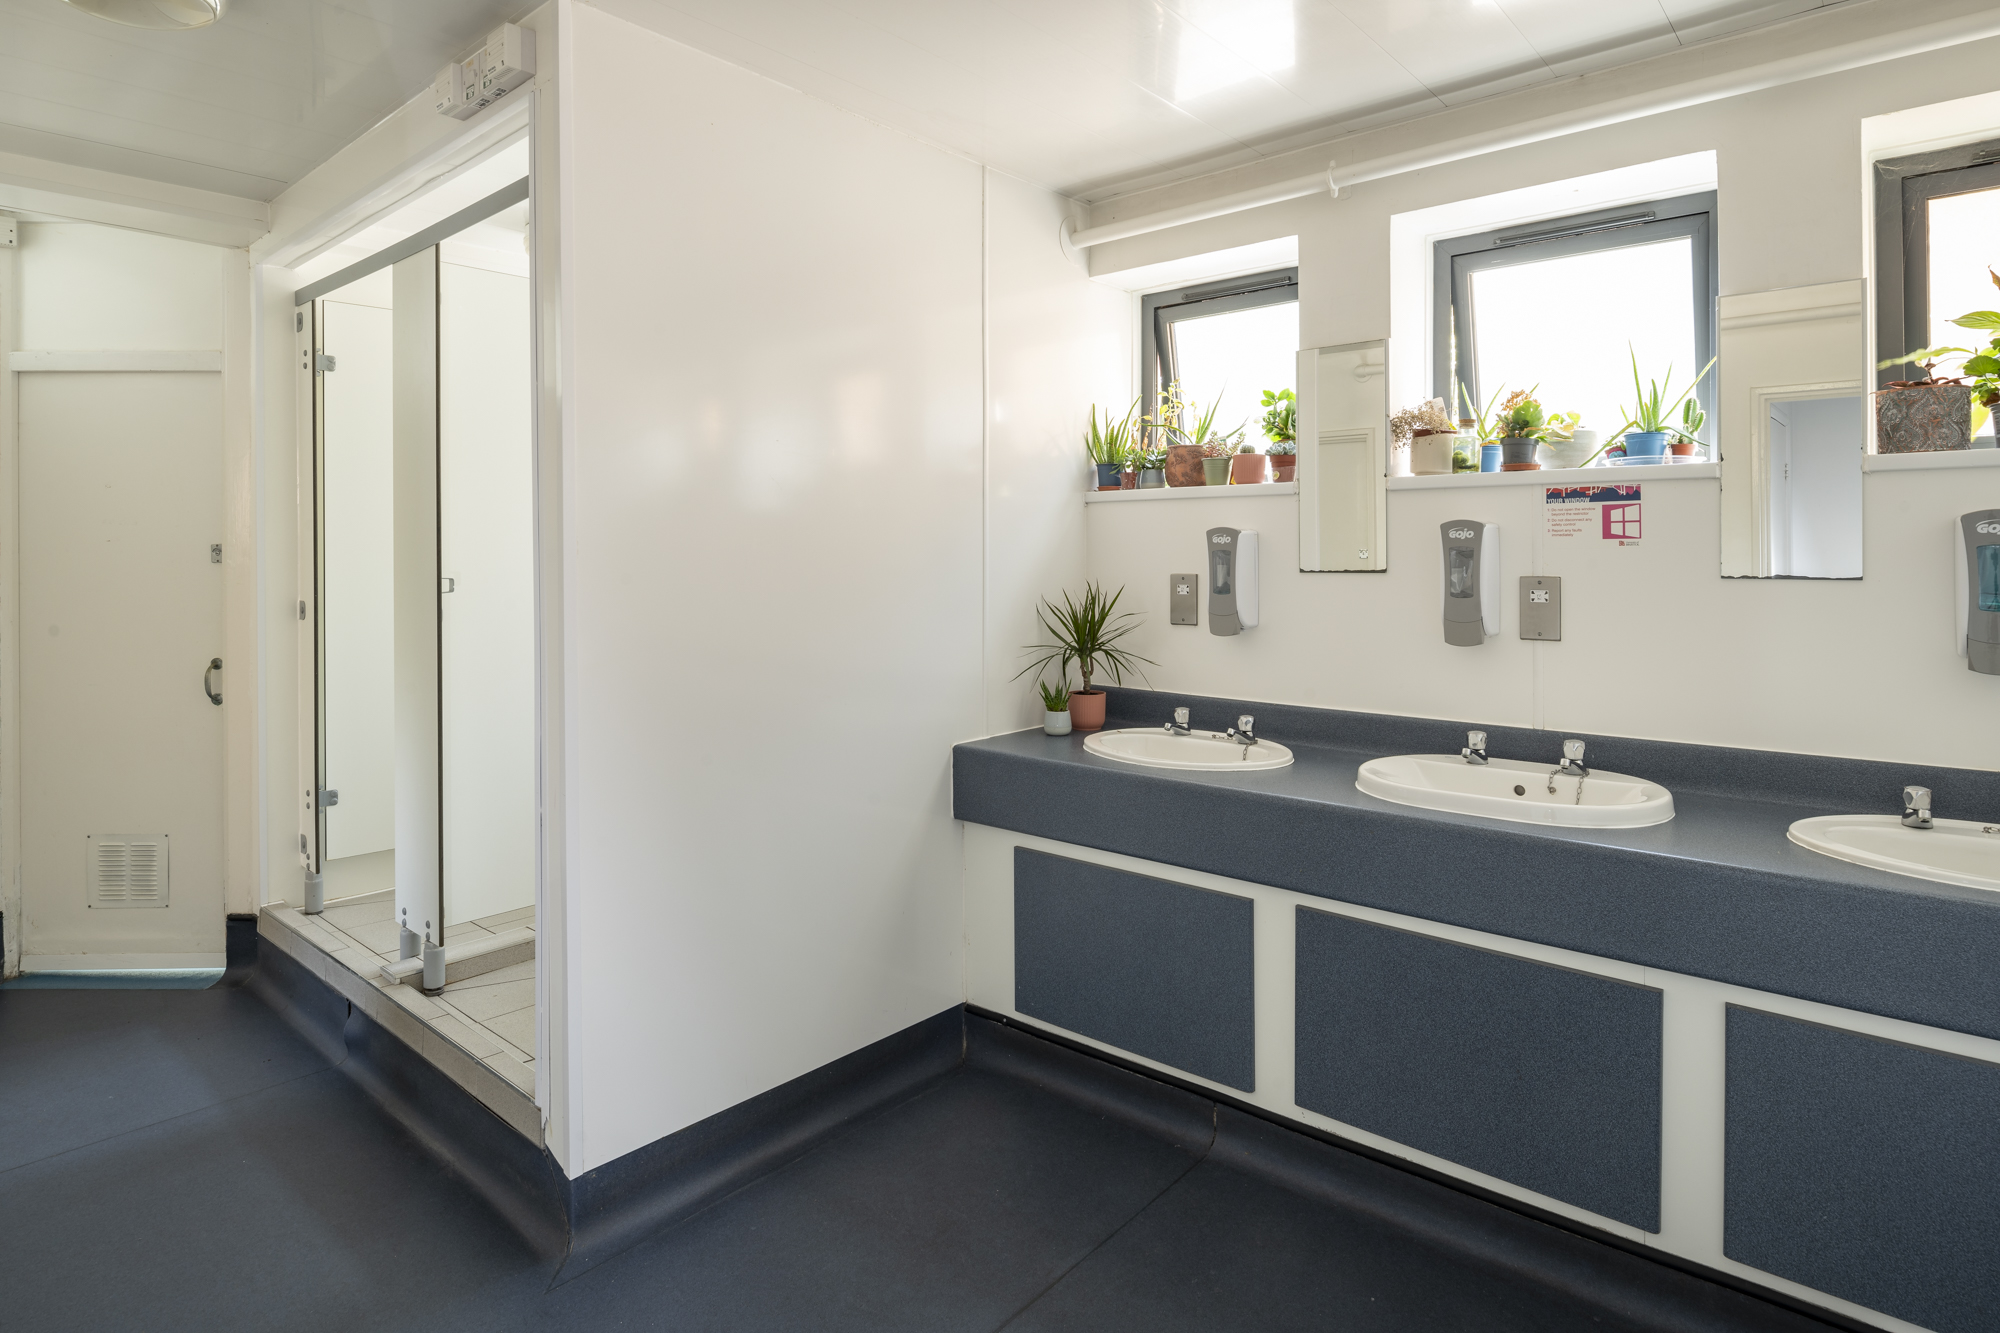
[1043,710,1073,736]
[1548,429,1599,469]
[1410,434,1456,476]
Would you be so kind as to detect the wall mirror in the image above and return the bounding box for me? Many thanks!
[1297,339,1388,572]
[1718,282,1867,579]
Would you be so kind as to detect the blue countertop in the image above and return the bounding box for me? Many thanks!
[953,698,2000,1042]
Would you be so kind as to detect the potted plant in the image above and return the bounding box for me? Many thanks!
[1266,439,1297,482]
[1119,437,1140,489]
[1146,383,1206,487]
[1670,398,1706,458]
[1393,397,1456,475]
[1601,347,1715,462]
[1037,678,1072,736]
[1873,272,2000,451]
[1084,401,1135,490]
[1495,388,1548,469]
[1259,388,1296,480]
[1229,441,1269,484]
[1015,583,1154,732]
[1137,442,1168,488]
[1457,383,1507,472]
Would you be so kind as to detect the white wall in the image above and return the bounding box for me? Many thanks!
[558,1,1121,1173]
[1082,37,2000,771]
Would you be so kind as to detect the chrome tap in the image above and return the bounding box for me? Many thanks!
[1225,715,1258,751]
[1462,730,1489,765]
[1549,738,1588,795]
[1902,785,1933,830]
[1163,707,1193,737]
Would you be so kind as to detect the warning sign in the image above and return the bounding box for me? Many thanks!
[1546,484,1641,546]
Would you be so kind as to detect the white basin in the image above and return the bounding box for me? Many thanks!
[1356,754,1674,828]
[1788,815,2000,893]
[1083,728,1294,771]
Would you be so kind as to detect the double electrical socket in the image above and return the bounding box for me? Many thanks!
[433,24,535,121]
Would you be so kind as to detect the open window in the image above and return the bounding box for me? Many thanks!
[1433,192,1717,448]
[1875,139,2000,442]
[1142,269,1298,441]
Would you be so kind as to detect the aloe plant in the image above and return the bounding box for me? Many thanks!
[1457,381,1507,444]
[1036,678,1070,711]
[1616,347,1715,434]
[1015,583,1154,695]
[1084,401,1137,466]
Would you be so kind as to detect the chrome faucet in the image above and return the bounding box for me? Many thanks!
[1548,738,1588,795]
[1462,730,1489,765]
[1225,715,1258,751]
[1902,785,1933,830]
[1164,707,1193,737]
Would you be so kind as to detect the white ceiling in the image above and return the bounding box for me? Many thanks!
[0,0,1858,207]
[0,0,530,200]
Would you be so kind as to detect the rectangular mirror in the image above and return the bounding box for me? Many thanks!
[1298,339,1388,572]
[1718,282,1867,579]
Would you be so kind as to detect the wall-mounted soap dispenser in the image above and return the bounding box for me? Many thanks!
[1207,527,1259,636]
[1441,519,1500,646]
[1958,509,2000,675]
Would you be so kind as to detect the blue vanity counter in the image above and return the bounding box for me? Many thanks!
[953,690,2000,1042]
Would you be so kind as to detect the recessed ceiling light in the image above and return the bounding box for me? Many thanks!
[63,0,223,30]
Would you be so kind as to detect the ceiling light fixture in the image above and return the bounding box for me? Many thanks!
[62,0,223,30]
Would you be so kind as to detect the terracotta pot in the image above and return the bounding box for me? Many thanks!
[1876,383,1972,452]
[1229,453,1270,484]
[1201,457,1230,485]
[1067,689,1106,731]
[1165,444,1206,487]
[1119,469,1138,489]
[1668,438,1698,456]
[1270,456,1296,481]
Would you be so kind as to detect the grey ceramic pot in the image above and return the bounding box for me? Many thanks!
[1499,437,1539,466]
[1138,468,1166,488]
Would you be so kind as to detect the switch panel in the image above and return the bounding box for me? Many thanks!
[1170,573,1200,626]
[1520,575,1562,641]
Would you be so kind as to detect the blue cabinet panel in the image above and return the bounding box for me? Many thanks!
[1295,908,1661,1230]
[1014,848,1255,1092]
[1726,1007,2000,1333]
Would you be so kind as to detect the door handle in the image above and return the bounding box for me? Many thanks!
[204,657,223,706]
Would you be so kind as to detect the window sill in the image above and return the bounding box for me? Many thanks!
[1084,482,1297,504]
[1386,462,1718,490]
[1862,447,2000,473]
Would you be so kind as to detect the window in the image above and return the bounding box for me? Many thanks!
[1433,193,1717,448]
[1876,140,2000,440]
[1142,269,1298,443]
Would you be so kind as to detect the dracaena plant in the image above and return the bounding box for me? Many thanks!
[1015,583,1154,696]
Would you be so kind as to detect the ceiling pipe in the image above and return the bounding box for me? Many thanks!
[1062,5,2000,254]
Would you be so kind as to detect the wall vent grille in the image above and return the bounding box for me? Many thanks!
[87,835,170,909]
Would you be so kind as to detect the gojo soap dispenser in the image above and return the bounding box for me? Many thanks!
[1206,527,1259,636]
[1959,509,2000,675]
[1441,519,1499,646]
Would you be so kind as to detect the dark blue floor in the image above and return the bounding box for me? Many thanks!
[0,985,1838,1332]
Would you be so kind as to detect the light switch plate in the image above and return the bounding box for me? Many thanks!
[1520,576,1561,641]
[1170,572,1200,626]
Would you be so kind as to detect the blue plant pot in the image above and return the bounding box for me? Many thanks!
[1623,431,1671,459]
[1094,462,1122,488]
[1479,444,1501,473]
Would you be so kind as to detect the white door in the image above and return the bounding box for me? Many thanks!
[19,371,224,966]
[439,261,537,925]
[320,299,397,886]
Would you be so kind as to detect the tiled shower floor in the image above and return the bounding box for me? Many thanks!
[266,890,536,1099]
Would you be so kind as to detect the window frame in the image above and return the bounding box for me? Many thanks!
[1873,139,2000,393]
[1140,268,1299,418]
[1431,191,1718,438]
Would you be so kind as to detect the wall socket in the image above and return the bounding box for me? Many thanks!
[1170,573,1200,626]
[1519,576,1561,640]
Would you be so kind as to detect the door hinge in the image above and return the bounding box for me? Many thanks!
[210,543,222,564]
[440,576,456,593]
[319,788,339,808]
[316,353,336,373]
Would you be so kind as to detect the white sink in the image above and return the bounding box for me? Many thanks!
[1083,728,1295,772]
[1356,754,1674,828]
[1788,815,2000,893]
